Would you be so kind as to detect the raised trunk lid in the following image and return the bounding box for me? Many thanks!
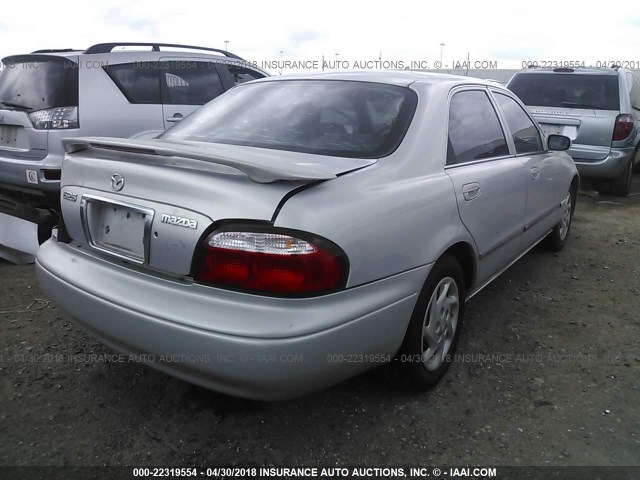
[60,138,374,276]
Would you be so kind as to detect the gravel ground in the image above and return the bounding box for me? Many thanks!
[1,178,639,468]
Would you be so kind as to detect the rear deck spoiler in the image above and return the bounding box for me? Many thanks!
[63,137,376,184]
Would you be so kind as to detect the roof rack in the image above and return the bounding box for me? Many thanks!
[31,49,78,53]
[611,64,620,70]
[83,42,244,60]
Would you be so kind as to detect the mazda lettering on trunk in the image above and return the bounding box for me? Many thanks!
[160,214,198,229]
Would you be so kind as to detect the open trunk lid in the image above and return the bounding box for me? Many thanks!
[59,137,375,276]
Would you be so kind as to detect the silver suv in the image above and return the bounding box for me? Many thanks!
[508,67,640,196]
[0,42,267,259]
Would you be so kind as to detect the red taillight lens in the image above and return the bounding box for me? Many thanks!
[612,114,634,141]
[194,230,346,295]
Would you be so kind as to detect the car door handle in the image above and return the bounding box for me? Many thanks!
[166,114,184,123]
[529,167,540,180]
[462,182,480,201]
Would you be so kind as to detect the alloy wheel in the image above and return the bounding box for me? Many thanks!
[421,277,459,371]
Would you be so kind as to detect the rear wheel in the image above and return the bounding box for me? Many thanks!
[542,188,574,252]
[389,254,465,391]
[609,158,633,197]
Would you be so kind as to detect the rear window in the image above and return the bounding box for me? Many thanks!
[0,56,78,111]
[508,73,620,110]
[161,80,417,158]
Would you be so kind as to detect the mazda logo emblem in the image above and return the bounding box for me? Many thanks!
[111,173,125,191]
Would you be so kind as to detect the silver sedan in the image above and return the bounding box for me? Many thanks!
[36,72,579,400]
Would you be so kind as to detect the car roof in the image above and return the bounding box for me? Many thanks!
[252,70,506,88]
[1,48,267,74]
[4,42,255,65]
[513,67,621,76]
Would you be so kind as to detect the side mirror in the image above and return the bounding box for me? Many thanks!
[547,134,571,151]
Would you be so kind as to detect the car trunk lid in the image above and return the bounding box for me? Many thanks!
[59,138,375,276]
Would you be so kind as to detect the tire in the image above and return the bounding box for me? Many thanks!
[542,187,575,252]
[593,179,611,195]
[389,254,466,391]
[609,158,633,197]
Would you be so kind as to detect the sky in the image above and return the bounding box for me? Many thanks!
[1,0,640,73]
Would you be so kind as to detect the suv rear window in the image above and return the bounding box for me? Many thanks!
[509,73,620,110]
[161,80,418,159]
[0,56,79,112]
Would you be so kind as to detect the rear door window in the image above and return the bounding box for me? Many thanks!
[508,73,620,110]
[160,61,225,105]
[447,90,509,165]
[103,62,161,104]
[0,56,78,111]
[494,93,543,154]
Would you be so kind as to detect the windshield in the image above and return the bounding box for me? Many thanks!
[0,56,79,111]
[161,80,417,158]
[508,73,620,110]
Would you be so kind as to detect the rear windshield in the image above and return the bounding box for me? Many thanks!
[161,80,417,158]
[0,56,79,112]
[508,73,620,110]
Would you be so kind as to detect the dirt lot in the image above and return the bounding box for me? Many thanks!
[1,178,639,468]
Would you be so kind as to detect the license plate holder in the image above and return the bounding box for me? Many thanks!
[81,196,154,264]
[0,125,19,147]
[540,123,563,136]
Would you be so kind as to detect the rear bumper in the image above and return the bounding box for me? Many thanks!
[573,147,634,179]
[0,188,58,251]
[36,239,428,400]
[0,150,63,194]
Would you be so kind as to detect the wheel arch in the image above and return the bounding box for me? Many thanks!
[442,241,476,293]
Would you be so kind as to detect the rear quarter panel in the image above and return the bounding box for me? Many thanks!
[274,81,477,288]
[274,165,473,288]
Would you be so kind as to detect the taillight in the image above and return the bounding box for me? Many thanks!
[194,229,347,295]
[612,114,633,141]
[29,106,79,130]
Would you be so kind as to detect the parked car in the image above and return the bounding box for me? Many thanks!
[508,67,640,196]
[36,72,579,400]
[0,42,267,259]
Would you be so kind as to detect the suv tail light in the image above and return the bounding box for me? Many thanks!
[612,114,633,141]
[29,106,79,130]
[194,229,348,295]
